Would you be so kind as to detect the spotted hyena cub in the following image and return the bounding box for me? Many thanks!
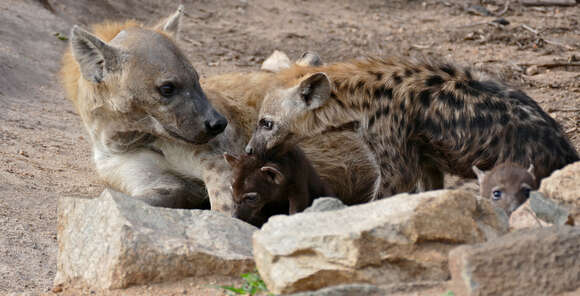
[473,163,538,216]
[224,145,333,227]
[246,57,579,199]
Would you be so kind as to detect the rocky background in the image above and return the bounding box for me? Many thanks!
[0,0,579,295]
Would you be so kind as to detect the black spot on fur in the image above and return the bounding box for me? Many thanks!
[419,90,431,107]
[439,91,464,109]
[440,64,456,77]
[426,75,444,87]
[330,92,344,108]
[393,113,399,124]
[469,114,493,130]
[457,115,467,129]
[368,116,376,128]
[514,108,530,120]
[423,118,441,135]
[499,113,510,126]
[392,72,403,85]
[468,80,503,96]
[399,101,406,112]
[404,69,413,77]
[369,71,383,81]
[464,69,473,80]
[489,136,499,147]
[351,81,365,94]
[475,99,508,112]
[362,101,371,110]
[374,86,393,100]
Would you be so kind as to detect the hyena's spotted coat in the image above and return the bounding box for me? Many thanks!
[247,57,579,199]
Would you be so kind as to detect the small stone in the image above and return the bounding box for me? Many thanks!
[526,65,539,75]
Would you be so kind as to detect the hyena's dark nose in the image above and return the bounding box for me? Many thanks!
[205,116,227,136]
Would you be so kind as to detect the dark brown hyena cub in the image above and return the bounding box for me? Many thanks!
[473,162,538,216]
[224,145,333,227]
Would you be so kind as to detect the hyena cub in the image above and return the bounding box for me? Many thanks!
[246,57,579,199]
[224,145,333,227]
[473,163,538,216]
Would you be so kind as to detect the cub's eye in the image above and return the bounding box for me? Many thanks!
[492,190,502,201]
[243,192,260,203]
[158,82,177,97]
[522,188,531,198]
[259,118,274,130]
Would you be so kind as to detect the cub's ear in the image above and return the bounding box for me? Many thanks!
[261,166,285,185]
[472,165,486,184]
[154,4,184,39]
[298,72,331,110]
[223,152,240,167]
[70,25,121,83]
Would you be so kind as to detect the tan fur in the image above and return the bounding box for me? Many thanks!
[204,67,379,204]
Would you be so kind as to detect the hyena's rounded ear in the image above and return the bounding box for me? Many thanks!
[154,4,184,39]
[70,25,121,83]
[296,51,323,67]
[223,152,240,167]
[472,165,486,184]
[298,72,331,110]
[261,50,291,72]
[261,166,285,185]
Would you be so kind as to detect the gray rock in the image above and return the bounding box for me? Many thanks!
[54,189,256,290]
[253,189,508,294]
[303,197,346,213]
[540,161,580,225]
[449,226,580,296]
[529,191,572,225]
[286,283,384,296]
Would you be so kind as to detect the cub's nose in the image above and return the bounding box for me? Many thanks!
[204,116,227,135]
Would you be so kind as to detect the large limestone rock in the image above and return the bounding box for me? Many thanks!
[253,189,508,294]
[449,226,580,296]
[54,189,256,290]
[540,161,580,224]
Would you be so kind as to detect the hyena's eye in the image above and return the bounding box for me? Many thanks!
[158,82,177,97]
[492,190,502,201]
[259,118,274,130]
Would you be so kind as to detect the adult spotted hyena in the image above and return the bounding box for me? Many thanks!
[246,57,579,199]
[61,6,232,209]
[61,6,378,212]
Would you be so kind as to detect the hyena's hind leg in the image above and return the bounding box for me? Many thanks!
[95,148,209,209]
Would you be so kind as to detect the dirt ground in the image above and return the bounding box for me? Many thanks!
[0,0,578,294]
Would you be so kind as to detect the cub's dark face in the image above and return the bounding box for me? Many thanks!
[225,153,288,227]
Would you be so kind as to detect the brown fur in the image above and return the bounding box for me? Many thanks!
[247,57,579,199]
[473,163,538,216]
[224,145,333,227]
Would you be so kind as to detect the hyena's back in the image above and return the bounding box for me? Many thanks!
[389,59,579,180]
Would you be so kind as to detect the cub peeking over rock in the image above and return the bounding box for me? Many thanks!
[473,163,538,216]
[224,146,333,227]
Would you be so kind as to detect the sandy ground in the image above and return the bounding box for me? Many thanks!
[0,0,578,294]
